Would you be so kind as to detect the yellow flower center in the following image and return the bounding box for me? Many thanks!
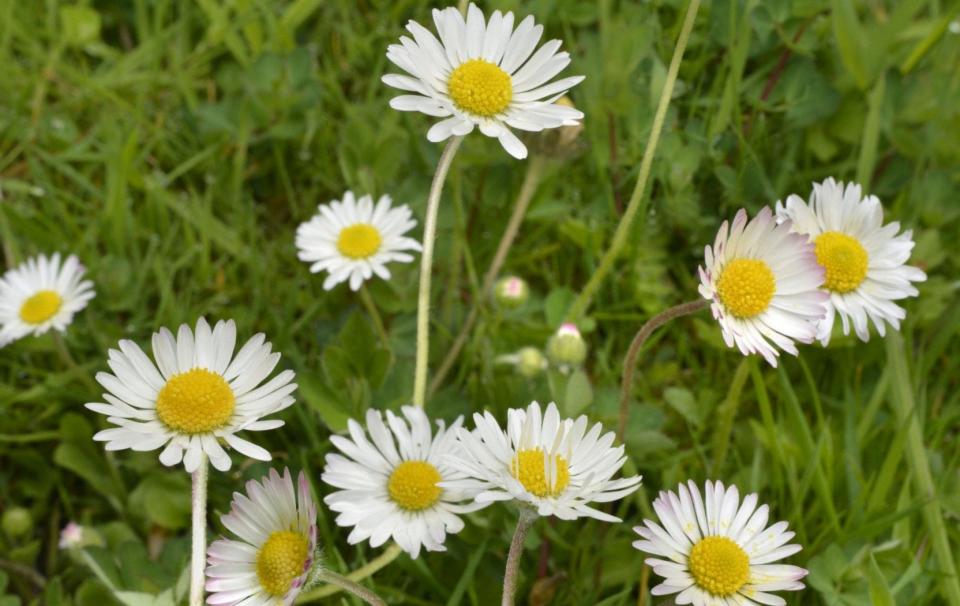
[19,290,63,325]
[155,369,235,434]
[387,460,442,511]
[256,530,309,597]
[510,449,570,498]
[715,259,776,319]
[814,231,868,293]
[447,59,513,117]
[336,224,382,260]
[688,536,750,597]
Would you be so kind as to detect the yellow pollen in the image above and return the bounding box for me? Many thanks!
[388,460,442,511]
[510,449,570,498]
[19,290,62,325]
[336,224,382,260]
[447,59,513,117]
[689,536,750,597]
[256,530,309,597]
[155,369,235,434]
[814,231,868,293]
[715,259,776,319]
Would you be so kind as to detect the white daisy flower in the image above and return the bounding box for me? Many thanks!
[698,207,829,367]
[321,405,484,559]
[86,318,297,472]
[296,191,422,291]
[0,253,94,347]
[382,3,585,160]
[444,401,642,522]
[206,468,318,606]
[633,480,808,606]
[775,178,927,345]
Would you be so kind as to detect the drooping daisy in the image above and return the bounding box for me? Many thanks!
[698,207,829,367]
[775,178,927,345]
[322,405,484,558]
[296,191,422,291]
[0,253,94,347]
[86,318,297,472]
[382,3,585,160]
[206,468,317,606]
[444,401,642,521]
[633,480,807,606]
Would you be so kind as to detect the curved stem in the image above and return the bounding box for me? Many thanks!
[358,284,389,348]
[429,154,547,396]
[501,508,537,606]
[314,570,387,606]
[189,454,209,606]
[618,299,708,440]
[413,136,463,408]
[565,0,702,323]
[295,543,402,603]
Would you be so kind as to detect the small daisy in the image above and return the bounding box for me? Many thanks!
[296,191,422,291]
[0,253,94,347]
[775,178,927,345]
[322,405,484,558]
[633,480,807,606]
[382,3,585,159]
[445,401,642,521]
[206,468,317,606]
[698,207,829,367]
[86,318,297,472]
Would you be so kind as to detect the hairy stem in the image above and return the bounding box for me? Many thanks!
[502,508,538,606]
[413,136,463,408]
[359,284,389,347]
[314,569,387,606]
[429,154,547,395]
[566,0,702,323]
[618,299,708,440]
[189,454,209,606]
[295,544,402,603]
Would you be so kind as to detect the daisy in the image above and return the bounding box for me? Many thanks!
[382,3,585,160]
[321,405,484,558]
[633,480,807,606]
[444,401,642,521]
[206,468,317,605]
[296,191,422,291]
[0,253,94,347]
[698,207,829,367]
[86,318,297,472]
[775,178,927,345]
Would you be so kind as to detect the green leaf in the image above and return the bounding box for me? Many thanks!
[60,5,101,47]
[831,3,869,89]
[129,474,191,530]
[664,387,702,429]
[298,374,350,432]
[563,369,594,417]
[867,553,896,606]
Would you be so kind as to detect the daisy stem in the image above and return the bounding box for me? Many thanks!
[429,154,547,396]
[886,331,960,605]
[564,0,702,324]
[413,135,463,409]
[314,570,387,606]
[295,543,402,603]
[617,299,708,441]
[501,508,537,606]
[189,453,209,606]
[359,284,389,348]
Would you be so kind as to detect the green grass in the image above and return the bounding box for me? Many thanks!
[2,0,960,604]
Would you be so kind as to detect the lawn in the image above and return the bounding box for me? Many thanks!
[1,1,959,605]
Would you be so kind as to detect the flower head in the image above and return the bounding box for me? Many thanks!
[296,191,421,291]
[322,406,485,558]
[383,3,584,159]
[445,401,641,521]
[86,318,297,472]
[206,468,317,606]
[775,178,927,345]
[633,480,807,605]
[698,207,829,367]
[0,253,94,347]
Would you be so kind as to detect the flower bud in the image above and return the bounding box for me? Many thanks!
[58,522,85,550]
[494,276,529,309]
[2,507,33,539]
[546,323,587,369]
[516,347,548,378]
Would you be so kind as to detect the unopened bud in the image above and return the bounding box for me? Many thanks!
[59,522,85,550]
[494,276,529,309]
[546,323,587,369]
[516,347,547,378]
[2,507,33,539]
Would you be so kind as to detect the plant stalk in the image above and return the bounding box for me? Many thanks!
[502,508,538,606]
[189,454,209,606]
[296,544,403,603]
[314,569,387,606]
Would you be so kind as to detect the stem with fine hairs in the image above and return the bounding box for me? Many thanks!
[314,569,387,606]
[189,453,209,606]
[501,508,538,606]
